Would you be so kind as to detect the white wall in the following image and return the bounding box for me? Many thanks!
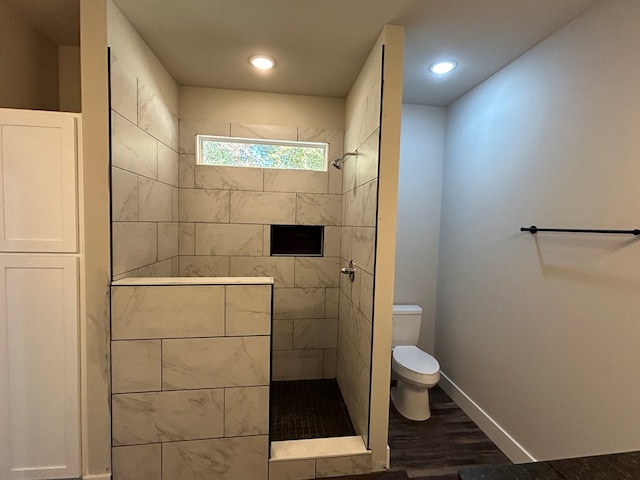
[0,1,59,110]
[179,86,344,132]
[395,105,445,354]
[368,24,404,470]
[437,0,640,462]
[79,0,112,475]
[58,45,81,113]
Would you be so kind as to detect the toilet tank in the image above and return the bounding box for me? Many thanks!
[392,304,423,347]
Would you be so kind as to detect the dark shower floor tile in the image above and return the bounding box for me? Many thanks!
[270,379,356,442]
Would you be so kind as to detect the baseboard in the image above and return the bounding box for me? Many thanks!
[83,474,111,480]
[438,372,536,464]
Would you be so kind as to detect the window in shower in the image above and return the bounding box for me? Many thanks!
[197,135,328,171]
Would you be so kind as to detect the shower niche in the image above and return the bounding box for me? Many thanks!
[270,225,324,256]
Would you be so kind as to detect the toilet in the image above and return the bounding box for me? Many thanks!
[391,305,440,421]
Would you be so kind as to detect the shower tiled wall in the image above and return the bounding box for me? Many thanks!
[337,42,384,446]
[110,52,180,278]
[109,46,348,381]
[178,119,344,381]
[110,280,272,480]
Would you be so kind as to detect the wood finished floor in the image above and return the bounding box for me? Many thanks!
[279,383,511,480]
[348,385,512,480]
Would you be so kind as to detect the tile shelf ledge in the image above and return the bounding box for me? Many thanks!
[111,276,274,286]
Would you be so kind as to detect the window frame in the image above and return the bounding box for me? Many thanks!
[196,135,329,171]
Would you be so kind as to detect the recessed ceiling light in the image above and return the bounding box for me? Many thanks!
[429,60,457,75]
[249,55,276,70]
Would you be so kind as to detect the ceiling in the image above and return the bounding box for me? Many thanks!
[8,0,601,106]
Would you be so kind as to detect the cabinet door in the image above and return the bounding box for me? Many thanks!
[0,109,78,252]
[0,256,80,479]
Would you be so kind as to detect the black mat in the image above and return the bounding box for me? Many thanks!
[270,379,356,441]
[324,472,409,479]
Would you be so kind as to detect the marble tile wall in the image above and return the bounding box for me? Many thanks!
[110,52,180,278]
[179,121,345,381]
[111,54,381,463]
[111,282,272,480]
[111,59,349,380]
[269,453,372,480]
[337,43,383,446]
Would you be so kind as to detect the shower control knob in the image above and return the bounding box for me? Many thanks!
[340,260,356,282]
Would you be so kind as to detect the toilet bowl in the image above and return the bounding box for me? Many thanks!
[391,305,441,421]
[390,345,440,421]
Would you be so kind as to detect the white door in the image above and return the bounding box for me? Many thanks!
[0,109,78,253]
[0,255,80,480]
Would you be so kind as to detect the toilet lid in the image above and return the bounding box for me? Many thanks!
[393,346,439,375]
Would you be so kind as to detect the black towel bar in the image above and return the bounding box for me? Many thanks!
[520,225,640,235]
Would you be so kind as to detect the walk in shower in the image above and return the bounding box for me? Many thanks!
[106,8,395,475]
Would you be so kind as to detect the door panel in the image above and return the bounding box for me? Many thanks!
[0,256,80,479]
[0,109,78,252]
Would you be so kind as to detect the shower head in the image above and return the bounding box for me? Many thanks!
[330,151,358,169]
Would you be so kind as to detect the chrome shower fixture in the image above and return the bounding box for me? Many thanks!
[330,151,358,169]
